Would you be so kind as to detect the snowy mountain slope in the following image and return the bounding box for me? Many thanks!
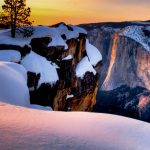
[0,102,150,150]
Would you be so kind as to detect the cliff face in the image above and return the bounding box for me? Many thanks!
[0,23,102,112]
[87,26,150,121]
[29,34,99,111]
[88,27,150,91]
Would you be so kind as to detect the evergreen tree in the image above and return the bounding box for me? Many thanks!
[1,0,32,38]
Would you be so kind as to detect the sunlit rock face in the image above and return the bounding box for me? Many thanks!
[88,27,150,91]
[85,24,150,121]
[0,23,102,112]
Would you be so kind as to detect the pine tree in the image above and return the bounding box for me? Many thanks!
[1,0,32,38]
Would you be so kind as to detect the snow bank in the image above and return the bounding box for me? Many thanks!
[0,24,88,50]
[0,102,150,150]
[86,39,102,66]
[121,26,150,51]
[0,50,21,62]
[21,51,59,87]
[0,26,68,49]
[0,62,29,106]
[76,56,96,78]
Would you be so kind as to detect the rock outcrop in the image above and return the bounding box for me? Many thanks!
[0,23,102,112]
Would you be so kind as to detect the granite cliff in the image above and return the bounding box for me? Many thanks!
[82,23,150,121]
[0,23,102,111]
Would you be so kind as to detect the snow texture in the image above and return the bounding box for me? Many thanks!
[0,50,21,63]
[62,54,73,60]
[0,24,88,50]
[121,26,150,51]
[86,39,102,66]
[69,24,87,34]
[76,56,96,78]
[21,51,59,87]
[0,26,68,49]
[0,102,150,150]
[0,61,29,106]
[56,24,79,40]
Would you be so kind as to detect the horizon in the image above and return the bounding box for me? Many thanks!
[0,0,150,25]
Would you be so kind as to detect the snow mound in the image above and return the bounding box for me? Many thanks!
[121,26,150,51]
[56,24,79,40]
[0,103,150,150]
[86,39,102,66]
[21,51,59,87]
[69,24,87,34]
[76,56,96,78]
[0,50,21,63]
[0,62,29,106]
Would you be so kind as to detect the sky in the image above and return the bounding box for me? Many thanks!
[0,0,150,25]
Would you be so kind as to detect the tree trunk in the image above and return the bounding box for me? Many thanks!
[11,27,16,38]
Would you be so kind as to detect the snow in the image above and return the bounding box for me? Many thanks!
[0,61,29,106]
[56,24,79,40]
[66,94,74,99]
[0,50,21,62]
[121,26,150,51]
[0,26,68,49]
[86,39,102,66]
[69,24,87,34]
[62,54,73,60]
[21,51,59,87]
[76,56,96,78]
[0,102,150,150]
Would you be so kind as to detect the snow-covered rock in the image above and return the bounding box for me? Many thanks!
[86,39,102,66]
[76,56,96,78]
[121,26,150,51]
[69,24,87,34]
[0,61,29,106]
[56,24,79,40]
[0,24,88,50]
[0,102,150,150]
[0,50,21,62]
[21,51,59,87]
[0,26,68,49]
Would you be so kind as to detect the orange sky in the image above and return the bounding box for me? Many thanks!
[0,0,150,25]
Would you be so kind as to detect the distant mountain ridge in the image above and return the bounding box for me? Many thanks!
[79,20,150,30]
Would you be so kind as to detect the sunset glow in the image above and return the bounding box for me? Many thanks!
[0,0,150,25]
